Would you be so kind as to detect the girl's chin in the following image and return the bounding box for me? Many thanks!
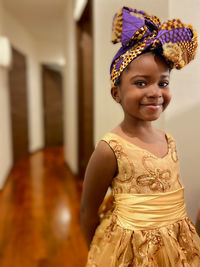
[142,113,163,121]
[146,117,161,121]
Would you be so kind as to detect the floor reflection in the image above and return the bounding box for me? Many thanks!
[0,147,87,267]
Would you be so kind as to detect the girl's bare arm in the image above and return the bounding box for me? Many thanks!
[80,141,117,248]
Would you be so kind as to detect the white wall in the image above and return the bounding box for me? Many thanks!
[0,69,13,189]
[63,0,78,174]
[27,57,44,152]
[0,0,13,188]
[36,39,65,66]
[93,0,169,144]
[165,0,200,222]
[3,9,44,153]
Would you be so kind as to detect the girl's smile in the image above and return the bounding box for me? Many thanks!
[140,103,163,111]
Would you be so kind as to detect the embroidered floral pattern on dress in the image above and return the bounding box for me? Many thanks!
[113,186,123,194]
[102,133,182,194]
[167,135,178,162]
[106,139,135,183]
[136,155,171,191]
[138,229,164,257]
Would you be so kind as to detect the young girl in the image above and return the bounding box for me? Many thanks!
[81,7,200,266]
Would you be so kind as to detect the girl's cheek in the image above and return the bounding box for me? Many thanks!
[124,96,135,107]
[163,93,172,110]
[124,100,138,113]
[166,92,172,104]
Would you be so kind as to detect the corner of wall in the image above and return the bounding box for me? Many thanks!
[62,0,78,175]
[0,69,13,189]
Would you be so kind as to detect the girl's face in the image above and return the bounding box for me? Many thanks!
[112,52,171,122]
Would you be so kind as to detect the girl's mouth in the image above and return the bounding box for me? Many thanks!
[140,104,163,110]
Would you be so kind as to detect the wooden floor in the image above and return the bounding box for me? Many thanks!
[0,147,88,267]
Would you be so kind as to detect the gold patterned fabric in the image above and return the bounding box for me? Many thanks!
[86,133,200,267]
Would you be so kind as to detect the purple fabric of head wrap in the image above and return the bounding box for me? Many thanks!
[110,7,198,87]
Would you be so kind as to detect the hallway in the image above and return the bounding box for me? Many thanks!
[0,147,87,267]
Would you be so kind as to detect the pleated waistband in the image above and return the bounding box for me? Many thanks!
[113,187,187,230]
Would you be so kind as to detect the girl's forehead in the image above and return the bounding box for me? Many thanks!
[127,53,170,75]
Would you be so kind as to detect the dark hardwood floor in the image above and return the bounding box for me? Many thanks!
[0,147,88,267]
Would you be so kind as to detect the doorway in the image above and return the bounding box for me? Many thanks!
[76,0,94,179]
[8,47,29,162]
[42,65,63,147]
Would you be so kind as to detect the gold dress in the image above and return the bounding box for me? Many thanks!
[86,133,200,267]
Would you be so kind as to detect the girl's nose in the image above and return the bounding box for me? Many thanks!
[147,85,162,98]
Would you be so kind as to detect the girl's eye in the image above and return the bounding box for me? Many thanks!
[135,81,146,87]
[159,81,169,88]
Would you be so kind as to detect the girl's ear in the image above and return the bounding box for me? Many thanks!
[111,86,121,103]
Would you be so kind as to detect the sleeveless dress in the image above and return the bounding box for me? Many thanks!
[86,132,200,267]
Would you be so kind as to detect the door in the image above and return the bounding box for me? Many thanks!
[42,65,63,147]
[8,48,29,162]
[77,0,94,179]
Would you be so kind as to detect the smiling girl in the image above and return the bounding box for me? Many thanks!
[81,7,200,266]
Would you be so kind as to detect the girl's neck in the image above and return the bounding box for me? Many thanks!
[120,116,155,137]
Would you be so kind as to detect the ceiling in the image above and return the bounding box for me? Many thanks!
[3,0,67,43]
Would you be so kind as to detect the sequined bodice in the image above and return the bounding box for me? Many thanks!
[101,132,182,195]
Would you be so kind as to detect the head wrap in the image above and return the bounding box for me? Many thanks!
[110,7,198,87]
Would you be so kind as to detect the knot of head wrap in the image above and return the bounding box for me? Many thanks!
[110,7,198,87]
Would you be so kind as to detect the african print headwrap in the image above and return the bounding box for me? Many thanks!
[110,7,198,87]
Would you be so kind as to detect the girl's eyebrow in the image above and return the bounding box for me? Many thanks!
[131,75,149,79]
[161,74,170,78]
[130,74,170,80]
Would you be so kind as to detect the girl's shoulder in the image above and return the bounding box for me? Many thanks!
[155,130,178,157]
[99,132,134,159]
[164,131,177,145]
[99,132,126,150]
[154,128,176,143]
[100,132,120,143]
